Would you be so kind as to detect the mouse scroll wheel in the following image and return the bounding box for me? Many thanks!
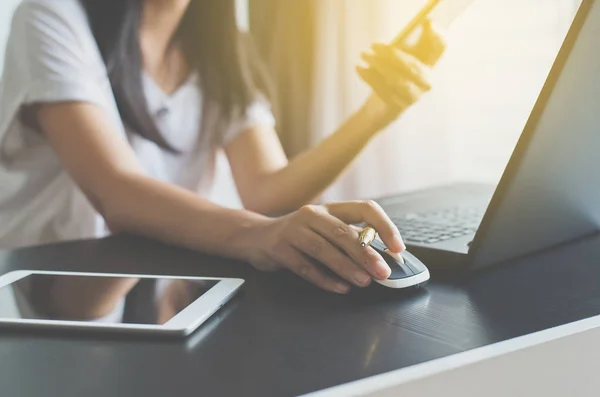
[378,243,405,264]
[392,251,406,264]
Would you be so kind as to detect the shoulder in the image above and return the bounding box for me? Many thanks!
[7,0,105,77]
[11,0,92,41]
[1,0,118,130]
[14,0,88,19]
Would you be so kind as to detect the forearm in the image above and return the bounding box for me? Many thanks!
[248,105,381,214]
[36,102,274,319]
[46,175,270,320]
[103,172,270,260]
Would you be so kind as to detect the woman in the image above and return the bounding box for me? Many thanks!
[0,0,444,317]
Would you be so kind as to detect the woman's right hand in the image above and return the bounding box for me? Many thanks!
[248,201,406,294]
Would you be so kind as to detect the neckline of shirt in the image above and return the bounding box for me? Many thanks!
[142,71,199,104]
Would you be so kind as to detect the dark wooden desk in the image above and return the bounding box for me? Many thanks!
[0,234,599,397]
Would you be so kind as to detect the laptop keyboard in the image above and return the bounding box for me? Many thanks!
[392,206,486,244]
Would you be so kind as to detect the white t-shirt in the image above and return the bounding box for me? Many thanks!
[0,0,275,250]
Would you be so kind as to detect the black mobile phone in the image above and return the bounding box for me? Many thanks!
[391,0,476,45]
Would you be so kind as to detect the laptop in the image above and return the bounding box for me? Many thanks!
[376,0,600,271]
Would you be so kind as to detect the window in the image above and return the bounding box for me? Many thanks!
[313,0,583,199]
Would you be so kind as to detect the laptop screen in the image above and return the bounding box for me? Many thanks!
[471,0,600,268]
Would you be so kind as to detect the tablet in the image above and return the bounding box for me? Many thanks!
[0,270,244,337]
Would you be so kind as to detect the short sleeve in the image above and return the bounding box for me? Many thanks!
[0,0,125,158]
[9,0,111,108]
[222,98,277,145]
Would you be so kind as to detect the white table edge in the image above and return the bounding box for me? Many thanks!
[303,314,600,397]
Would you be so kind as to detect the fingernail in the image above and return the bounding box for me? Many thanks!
[354,272,371,286]
[335,284,350,294]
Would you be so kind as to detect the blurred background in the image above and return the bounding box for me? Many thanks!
[0,0,582,206]
[246,0,581,203]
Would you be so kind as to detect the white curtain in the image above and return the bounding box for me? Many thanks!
[312,0,581,201]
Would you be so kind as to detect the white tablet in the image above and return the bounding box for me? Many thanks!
[0,270,244,337]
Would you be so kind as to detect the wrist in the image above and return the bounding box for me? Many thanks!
[228,210,274,264]
[351,103,381,139]
[356,94,404,134]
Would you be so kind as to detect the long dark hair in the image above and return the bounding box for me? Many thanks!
[79,0,270,152]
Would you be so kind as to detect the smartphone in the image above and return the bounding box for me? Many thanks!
[391,0,476,45]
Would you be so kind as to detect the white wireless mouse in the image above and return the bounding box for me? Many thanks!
[370,239,430,289]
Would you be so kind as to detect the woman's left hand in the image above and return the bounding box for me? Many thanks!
[356,20,446,130]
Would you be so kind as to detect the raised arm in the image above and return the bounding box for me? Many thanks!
[226,22,445,216]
